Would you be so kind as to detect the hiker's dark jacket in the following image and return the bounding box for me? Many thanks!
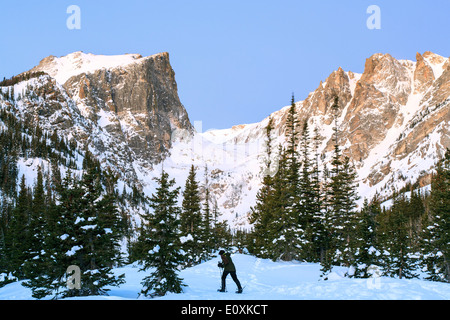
[220,253,236,272]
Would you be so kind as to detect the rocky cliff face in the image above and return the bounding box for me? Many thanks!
[183,51,449,227]
[25,51,193,184]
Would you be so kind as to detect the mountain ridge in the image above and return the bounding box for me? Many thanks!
[1,50,449,230]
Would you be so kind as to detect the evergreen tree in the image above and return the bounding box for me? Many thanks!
[337,156,360,266]
[24,162,125,299]
[201,167,214,260]
[298,120,315,261]
[249,117,276,258]
[308,126,325,263]
[286,95,299,167]
[24,166,46,271]
[321,96,359,277]
[0,198,16,287]
[6,175,32,279]
[22,166,58,298]
[50,170,86,297]
[406,188,425,252]
[321,97,343,278]
[269,96,305,261]
[380,192,418,279]
[180,165,203,267]
[353,197,381,278]
[285,95,302,237]
[211,197,232,252]
[421,149,450,283]
[70,161,125,297]
[140,170,185,297]
[269,148,304,261]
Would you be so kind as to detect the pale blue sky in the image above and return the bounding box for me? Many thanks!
[0,0,449,130]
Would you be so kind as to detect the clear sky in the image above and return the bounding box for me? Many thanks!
[0,0,449,130]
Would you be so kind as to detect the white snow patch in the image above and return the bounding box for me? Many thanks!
[1,254,448,300]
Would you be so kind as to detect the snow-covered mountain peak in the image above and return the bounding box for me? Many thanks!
[30,51,166,84]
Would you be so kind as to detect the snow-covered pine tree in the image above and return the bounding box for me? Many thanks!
[285,95,302,237]
[321,96,359,277]
[269,147,304,261]
[405,188,425,252]
[140,170,186,298]
[272,96,304,261]
[23,169,68,298]
[4,175,31,280]
[353,196,381,278]
[22,166,61,299]
[72,155,125,297]
[298,119,315,261]
[200,166,215,260]
[24,158,125,299]
[180,164,203,267]
[211,197,231,252]
[22,166,46,277]
[249,117,276,259]
[380,192,419,279]
[421,148,450,283]
[49,169,86,298]
[308,126,326,263]
[336,156,360,267]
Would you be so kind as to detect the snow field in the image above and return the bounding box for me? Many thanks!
[1,254,448,300]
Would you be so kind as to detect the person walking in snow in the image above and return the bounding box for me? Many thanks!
[218,250,243,293]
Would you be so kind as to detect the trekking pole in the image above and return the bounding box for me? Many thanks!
[219,266,223,289]
[218,265,225,292]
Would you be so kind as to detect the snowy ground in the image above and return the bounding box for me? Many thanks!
[1,254,448,300]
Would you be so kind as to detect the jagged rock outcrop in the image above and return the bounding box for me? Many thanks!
[414,52,435,94]
[192,51,449,227]
[338,53,412,161]
[62,52,192,164]
[30,52,193,166]
[15,52,194,187]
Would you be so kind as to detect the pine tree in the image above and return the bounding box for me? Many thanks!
[286,95,299,165]
[23,166,46,271]
[0,199,16,287]
[421,149,450,283]
[249,171,274,258]
[210,196,231,252]
[22,170,77,299]
[22,166,58,298]
[270,96,305,261]
[321,96,359,277]
[249,117,276,258]
[140,170,185,297]
[201,168,214,260]
[406,188,425,252]
[23,161,125,299]
[380,192,419,279]
[269,147,304,261]
[6,175,32,279]
[180,165,203,267]
[353,197,381,278]
[260,117,275,178]
[308,126,325,263]
[51,170,86,297]
[70,161,125,297]
[298,120,315,261]
[285,95,301,234]
[337,156,360,267]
